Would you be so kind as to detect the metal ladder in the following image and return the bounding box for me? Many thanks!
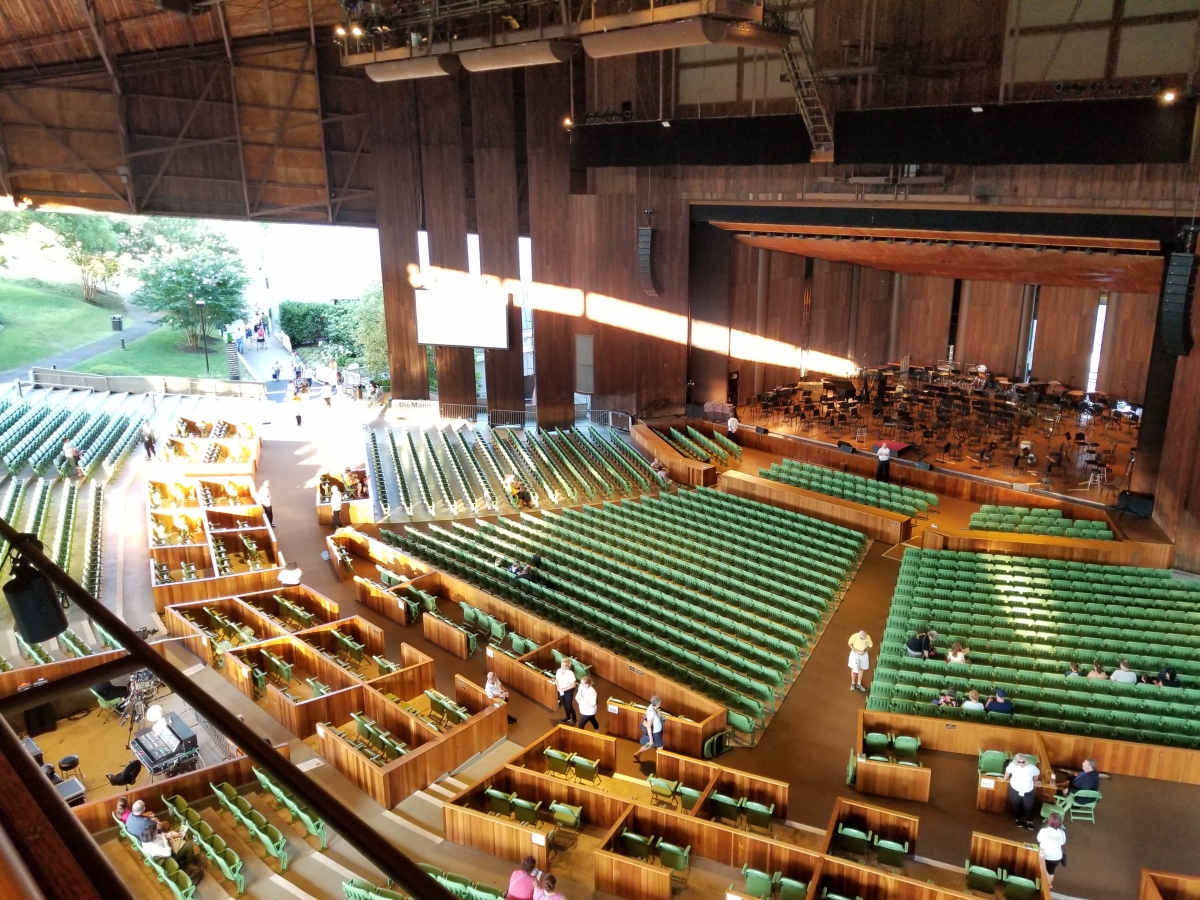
[773,4,833,158]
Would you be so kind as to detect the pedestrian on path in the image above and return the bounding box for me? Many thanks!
[141,422,156,460]
[848,629,873,692]
[329,481,343,529]
[290,383,303,427]
[321,382,332,408]
[554,658,577,725]
[257,480,273,526]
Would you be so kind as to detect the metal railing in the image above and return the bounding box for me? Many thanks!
[487,408,534,428]
[439,403,487,421]
[0,515,455,900]
[28,368,267,399]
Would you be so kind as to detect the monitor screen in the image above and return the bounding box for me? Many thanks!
[415,286,510,350]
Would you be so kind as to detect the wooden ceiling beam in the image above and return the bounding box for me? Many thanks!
[251,42,310,214]
[332,123,368,220]
[140,65,223,207]
[250,189,372,218]
[219,0,251,218]
[308,0,332,223]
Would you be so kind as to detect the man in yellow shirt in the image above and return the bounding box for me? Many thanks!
[848,630,873,692]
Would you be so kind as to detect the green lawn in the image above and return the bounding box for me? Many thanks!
[75,328,223,378]
[0,278,120,370]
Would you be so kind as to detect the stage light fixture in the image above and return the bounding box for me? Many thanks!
[335,25,346,36]
[351,24,364,37]
[1162,90,1177,104]
[2,536,68,644]
[971,106,983,113]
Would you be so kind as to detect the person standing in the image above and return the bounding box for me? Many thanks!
[727,414,739,435]
[847,630,872,692]
[257,480,273,526]
[555,659,577,725]
[576,676,600,730]
[329,481,343,529]
[1037,812,1067,886]
[876,442,891,482]
[321,382,333,408]
[1003,753,1041,829]
[141,421,156,460]
[632,696,664,763]
[291,382,303,427]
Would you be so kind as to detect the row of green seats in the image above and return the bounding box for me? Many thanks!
[212,781,289,870]
[162,794,245,894]
[583,427,652,490]
[773,458,938,510]
[251,766,328,848]
[761,463,920,518]
[112,808,197,900]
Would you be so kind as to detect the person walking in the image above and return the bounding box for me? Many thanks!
[321,382,332,408]
[576,676,600,730]
[632,696,664,763]
[554,658,577,725]
[1003,753,1041,829]
[329,481,343,529]
[257,480,273,526]
[876,442,891,482]
[291,382,303,427]
[141,421,156,460]
[279,561,302,586]
[848,629,873,692]
[1037,812,1067,886]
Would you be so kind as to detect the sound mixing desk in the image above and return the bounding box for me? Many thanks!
[132,712,199,775]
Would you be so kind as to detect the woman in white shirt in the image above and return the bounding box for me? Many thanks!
[946,642,969,665]
[554,660,578,725]
[960,689,985,711]
[632,695,663,763]
[575,676,599,731]
[1004,753,1041,829]
[1037,812,1067,885]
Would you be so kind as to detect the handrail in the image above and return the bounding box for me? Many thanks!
[0,514,455,900]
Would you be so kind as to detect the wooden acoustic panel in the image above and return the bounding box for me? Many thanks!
[1140,871,1200,900]
[823,797,920,852]
[735,234,1165,294]
[921,526,1174,569]
[855,758,931,803]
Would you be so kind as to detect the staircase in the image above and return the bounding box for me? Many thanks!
[769,3,833,159]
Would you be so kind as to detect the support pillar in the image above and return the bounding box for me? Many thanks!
[887,271,903,362]
[368,80,427,399]
[753,248,769,395]
[954,279,972,364]
[1014,284,1035,380]
[847,264,862,365]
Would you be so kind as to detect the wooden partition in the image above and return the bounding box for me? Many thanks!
[631,423,716,486]
[353,575,414,624]
[821,798,919,855]
[454,673,497,715]
[334,529,433,580]
[651,749,790,818]
[367,645,437,701]
[316,702,507,809]
[234,585,341,629]
[268,683,365,740]
[922,524,1174,568]
[1139,870,1200,900]
[0,647,128,698]
[854,758,933,803]
[969,833,1050,899]
[511,724,621,775]
[151,566,284,614]
[814,856,974,900]
[422,612,474,659]
[864,709,1200,786]
[72,744,289,834]
[299,616,387,659]
[720,470,912,544]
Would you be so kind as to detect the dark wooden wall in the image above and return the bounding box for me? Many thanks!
[959,280,1025,377]
[1033,285,1100,387]
[855,267,892,369]
[369,79,427,398]
[810,259,854,363]
[896,275,954,366]
[471,70,526,412]
[1098,291,1158,404]
[417,76,477,407]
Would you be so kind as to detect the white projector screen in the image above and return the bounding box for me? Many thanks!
[414,287,510,349]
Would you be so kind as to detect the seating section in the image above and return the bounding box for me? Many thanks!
[325,711,409,765]
[759,460,938,518]
[969,505,1112,540]
[160,794,245,895]
[384,488,864,725]
[251,766,328,848]
[211,781,290,870]
[112,809,198,900]
[869,548,1200,749]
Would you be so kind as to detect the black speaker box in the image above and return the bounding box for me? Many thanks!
[837,441,855,453]
[24,702,56,737]
[1117,490,1155,518]
[754,425,768,434]
[916,461,932,471]
[1161,251,1196,356]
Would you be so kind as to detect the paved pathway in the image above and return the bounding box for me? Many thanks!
[235,331,297,401]
[0,309,160,383]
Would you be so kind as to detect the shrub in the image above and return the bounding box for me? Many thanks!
[278,301,328,345]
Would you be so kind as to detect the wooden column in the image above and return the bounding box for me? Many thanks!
[471,70,525,413]
[1014,284,1036,380]
[416,75,477,408]
[887,271,902,362]
[525,64,576,428]
[368,80,428,398]
[753,247,769,395]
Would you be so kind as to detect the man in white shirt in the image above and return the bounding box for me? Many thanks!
[1110,659,1139,683]
[727,415,739,435]
[279,561,302,586]
[876,443,891,482]
[554,659,577,725]
[1003,753,1041,829]
[329,482,343,529]
[485,672,517,724]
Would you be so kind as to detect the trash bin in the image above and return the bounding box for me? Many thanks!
[110,315,123,332]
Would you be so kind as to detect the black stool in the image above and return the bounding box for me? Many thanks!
[59,754,82,783]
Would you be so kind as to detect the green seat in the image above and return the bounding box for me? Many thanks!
[543,748,575,778]
[679,786,702,812]
[1004,875,1040,900]
[709,792,744,826]
[648,776,680,808]
[165,870,195,900]
[744,800,775,835]
[822,890,861,900]
[212,847,245,895]
[892,735,920,759]
[513,798,542,828]
[740,864,774,899]
[91,688,124,723]
[874,836,908,870]
[619,828,655,861]
[1068,789,1101,822]
[863,732,890,756]
[656,839,690,882]
[573,755,600,786]
[978,749,1008,776]
[966,863,1001,895]
[550,801,582,831]
[485,787,516,817]
[778,875,808,900]
[834,823,873,857]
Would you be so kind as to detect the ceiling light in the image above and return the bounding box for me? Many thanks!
[563,117,573,128]
[1162,90,1177,104]
[350,24,363,36]
[971,106,983,113]
[661,121,671,127]
[335,25,346,36]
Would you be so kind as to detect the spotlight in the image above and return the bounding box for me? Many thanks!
[2,536,68,644]
[335,25,346,35]
[350,24,363,36]
[661,120,671,127]
[562,116,573,128]
[1162,90,1177,104]
[970,106,983,113]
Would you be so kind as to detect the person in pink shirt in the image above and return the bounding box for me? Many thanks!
[535,873,565,900]
[507,857,537,900]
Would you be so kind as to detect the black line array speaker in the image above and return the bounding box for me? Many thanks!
[637,226,658,297]
[1161,252,1197,357]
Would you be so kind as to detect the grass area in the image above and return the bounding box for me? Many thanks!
[0,278,123,370]
[75,328,223,378]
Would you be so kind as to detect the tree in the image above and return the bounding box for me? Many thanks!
[0,210,26,267]
[33,212,144,302]
[350,284,389,380]
[132,249,250,347]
